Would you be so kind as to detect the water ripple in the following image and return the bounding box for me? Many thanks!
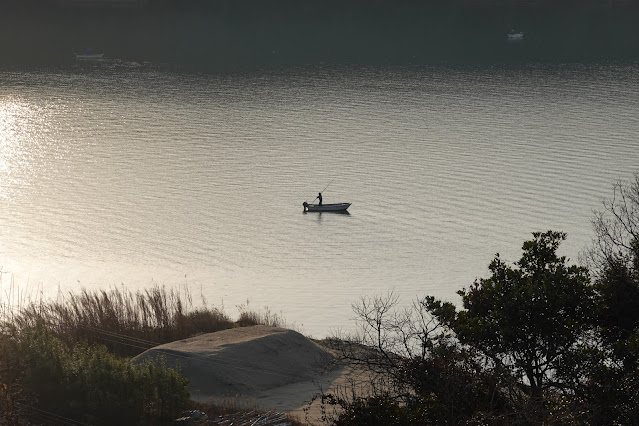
[0,62,638,335]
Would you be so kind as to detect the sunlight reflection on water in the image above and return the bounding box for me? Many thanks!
[0,62,638,337]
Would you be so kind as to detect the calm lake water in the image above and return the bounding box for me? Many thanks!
[1,60,638,337]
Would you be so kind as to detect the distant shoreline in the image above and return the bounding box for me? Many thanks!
[3,0,639,9]
[0,0,639,70]
[1,0,638,70]
[3,0,639,12]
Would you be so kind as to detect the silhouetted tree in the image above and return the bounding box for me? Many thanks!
[583,173,639,424]
[450,231,594,400]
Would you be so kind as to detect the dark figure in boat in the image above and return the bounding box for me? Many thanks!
[318,192,323,205]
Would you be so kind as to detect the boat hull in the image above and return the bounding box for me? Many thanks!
[303,202,351,212]
[75,53,105,60]
[507,32,524,40]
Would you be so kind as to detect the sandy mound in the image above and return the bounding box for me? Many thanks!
[132,326,335,399]
[133,325,375,423]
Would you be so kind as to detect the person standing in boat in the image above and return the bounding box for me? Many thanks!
[318,192,323,206]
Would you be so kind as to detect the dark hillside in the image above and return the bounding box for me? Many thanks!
[1,0,638,69]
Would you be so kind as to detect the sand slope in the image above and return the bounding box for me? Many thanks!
[133,326,375,423]
[132,326,336,400]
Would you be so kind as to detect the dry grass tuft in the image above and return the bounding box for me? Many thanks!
[236,300,288,328]
[3,285,234,357]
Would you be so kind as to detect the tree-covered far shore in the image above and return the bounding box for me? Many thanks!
[1,0,637,69]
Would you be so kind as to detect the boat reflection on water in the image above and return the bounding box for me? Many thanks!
[304,210,351,216]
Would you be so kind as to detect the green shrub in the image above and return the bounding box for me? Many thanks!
[0,323,190,425]
[0,358,31,426]
[321,393,425,426]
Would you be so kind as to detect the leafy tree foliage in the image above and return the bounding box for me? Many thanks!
[451,231,594,399]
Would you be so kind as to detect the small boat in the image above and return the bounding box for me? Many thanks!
[507,31,524,40]
[75,53,104,60]
[303,202,351,212]
[75,49,104,60]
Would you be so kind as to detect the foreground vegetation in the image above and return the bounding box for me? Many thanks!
[317,173,639,425]
[0,286,288,425]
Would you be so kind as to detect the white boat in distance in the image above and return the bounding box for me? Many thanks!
[75,49,104,60]
[507,31,524,40]
[76,53,104,60]
[303,202,351,212]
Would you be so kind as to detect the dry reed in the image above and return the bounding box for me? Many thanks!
[2,285,234,357]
